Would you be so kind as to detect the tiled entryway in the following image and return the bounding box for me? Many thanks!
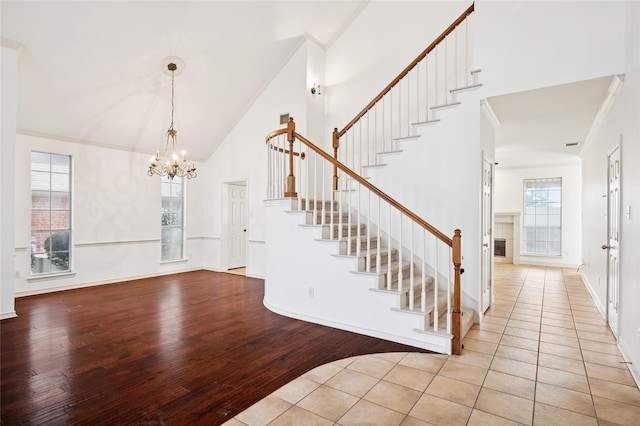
[225,264,640,425]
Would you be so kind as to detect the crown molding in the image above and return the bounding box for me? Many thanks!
[580,74,624,154]
[1,38,23,54]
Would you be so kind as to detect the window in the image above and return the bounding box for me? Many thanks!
[161,175,185,261]
[523,178,561,256]
[31,152,72,274]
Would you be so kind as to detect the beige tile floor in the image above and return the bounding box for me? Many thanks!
[225,264,640,425]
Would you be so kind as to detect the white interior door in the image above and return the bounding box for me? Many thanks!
[605,146,620,336]
[228,183,247,270]
[481,158,493,313]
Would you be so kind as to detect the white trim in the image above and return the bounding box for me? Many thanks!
[480,99,501,126]
[579,271,607,319]
[27,271,77,282]
[246,272,265,279]
[159,259,188,265]
[0,38,23,53]
[75,239,159,248]
[580,74,624,154]
[263,300,453,354]
[16,268,203,297]
[618,339,640,389]
[0,311,18,320]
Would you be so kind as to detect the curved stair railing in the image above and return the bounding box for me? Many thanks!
[331,3,477,186]
[266,117,464,354]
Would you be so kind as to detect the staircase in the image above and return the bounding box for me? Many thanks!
[263,3,478,355]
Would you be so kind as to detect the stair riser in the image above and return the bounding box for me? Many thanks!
[300,200,338,211]
[379,264,412,289]
[359,252,398,271]
[307,211,350,225]
[339,239,379,255]
[323,224,367,239]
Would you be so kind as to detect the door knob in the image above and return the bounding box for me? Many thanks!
[244,229,247,232]
[601,244,611,250]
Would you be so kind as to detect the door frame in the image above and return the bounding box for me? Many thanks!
[221,180,249,272]
[480,152,494,319]
[605,141,622,337]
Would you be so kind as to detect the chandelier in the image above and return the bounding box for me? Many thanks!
[148,61,197,180]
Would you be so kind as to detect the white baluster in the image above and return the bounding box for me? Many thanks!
[447,245,452,334]
[409,221,414,310]
[465,18,469,87]
[387,203,392,290]
[398,214,403,293]
[366,188,371,272]
[434,238,440,332]
[376,197,381,274]
[347,165,352,256]
[421,229,426,313]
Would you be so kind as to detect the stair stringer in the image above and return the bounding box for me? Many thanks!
[264,198,454,354]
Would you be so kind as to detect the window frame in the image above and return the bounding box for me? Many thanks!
[160,175,186,263]
[522,177,562,257]
[30,151,73,276]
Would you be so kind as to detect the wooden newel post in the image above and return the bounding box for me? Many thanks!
[452,229,462,355]
[332,128,339,192]
[284,117,297,198]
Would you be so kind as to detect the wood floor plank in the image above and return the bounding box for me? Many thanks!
[1,270,428,425]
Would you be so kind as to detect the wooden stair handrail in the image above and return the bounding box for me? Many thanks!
[337,2,475,139]
[267,119,454,247]
[266,117,463,354]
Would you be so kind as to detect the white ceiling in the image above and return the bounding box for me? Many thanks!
[1,1,366,160]
[2,2,617,168]
[487,76,616,168]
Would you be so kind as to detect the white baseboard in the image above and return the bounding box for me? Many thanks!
[263,300,452,354]
[0,310,17,320]
[618,338,640,389]
[579,271,606,319]
[15,268,203,297]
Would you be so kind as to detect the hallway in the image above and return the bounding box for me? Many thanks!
[228,264,640,425]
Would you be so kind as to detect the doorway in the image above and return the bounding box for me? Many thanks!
[481,156,493,314]
[227,182,247,271]
[605,144,621,336]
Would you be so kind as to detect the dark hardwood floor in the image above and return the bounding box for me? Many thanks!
[1,271,428,425]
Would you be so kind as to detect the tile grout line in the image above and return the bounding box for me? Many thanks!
[529,266,546,426]
[564,267,601,423]
[465,264,532,425]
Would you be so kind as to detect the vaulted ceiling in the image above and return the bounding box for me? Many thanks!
[2,1,616,169]
[1,1,366,160]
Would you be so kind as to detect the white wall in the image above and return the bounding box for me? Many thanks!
[365,96,483,307]
[200,39,317,278]
[581,1,640,385]
[13,134,205,296]
[325,1,469,149]
[1,44,18,318]
[617,2,640,384]
[475,1,626,98]
[494,164,582,268]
